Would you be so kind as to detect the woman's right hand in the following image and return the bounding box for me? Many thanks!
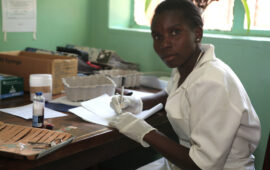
[110,95,143,114]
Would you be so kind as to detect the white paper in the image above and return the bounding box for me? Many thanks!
[0,104,67,119]
[69,107,109,126]
[2,0,37,32]
[135,103,163,119]
[80,94,116,120]
[129,89,154,98]
[69,94,163,127]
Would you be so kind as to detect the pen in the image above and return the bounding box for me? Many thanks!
[120,77,126,104]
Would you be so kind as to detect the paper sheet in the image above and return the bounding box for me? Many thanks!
[0,104,67,119]
[68,107,109,126]
[80,94,116,120]
[2,0,37,32]
[69,94,163,126]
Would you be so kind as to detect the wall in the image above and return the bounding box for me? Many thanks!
[90,1,270,169]
[0,0,91,51]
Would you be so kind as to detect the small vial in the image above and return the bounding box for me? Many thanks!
[32,92,45,128]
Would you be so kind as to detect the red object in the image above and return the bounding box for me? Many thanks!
[86,61,101,69]
[44,122,54,130]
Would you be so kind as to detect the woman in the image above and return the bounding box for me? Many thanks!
[109,0,261,169]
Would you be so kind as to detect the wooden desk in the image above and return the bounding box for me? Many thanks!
[0,92,176,170]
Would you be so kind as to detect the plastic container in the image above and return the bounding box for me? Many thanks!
[32,92,45,128]
[97,69,142,88]
[62,75,116,102]
[29,74,52,101]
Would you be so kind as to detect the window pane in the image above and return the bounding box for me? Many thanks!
[134,0,234,31]
[134,0,164,26]
[246,0,270,30]
[202,0,234,31]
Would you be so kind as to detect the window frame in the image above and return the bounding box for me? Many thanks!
[129,0,270,37]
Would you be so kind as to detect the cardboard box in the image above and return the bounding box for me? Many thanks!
[0,73,24,99]
[0,51,78,94]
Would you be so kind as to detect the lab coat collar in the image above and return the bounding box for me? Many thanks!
[193,44,216,70]
[172,44,216,92]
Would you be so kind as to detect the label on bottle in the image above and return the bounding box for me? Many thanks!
[32,115,44,128]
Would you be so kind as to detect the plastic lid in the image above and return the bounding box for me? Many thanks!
[35,92,43,96]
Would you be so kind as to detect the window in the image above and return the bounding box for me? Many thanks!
[134,0,164,26]
[201,0,234,31]
[133,0,234,31]
[132,0,270,37]
[246,0,270,30]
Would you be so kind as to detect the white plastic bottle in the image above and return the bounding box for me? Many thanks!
[29,74,52,101]
[32,92,45,128]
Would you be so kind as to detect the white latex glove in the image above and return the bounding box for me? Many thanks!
[109,112,156,147]
[110,95,143,114]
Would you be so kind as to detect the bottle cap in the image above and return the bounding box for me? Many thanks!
[35,92,43,96]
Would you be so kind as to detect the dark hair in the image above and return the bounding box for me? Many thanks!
[152,0,203,29]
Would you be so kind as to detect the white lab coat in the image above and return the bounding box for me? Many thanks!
[138,44,261,170]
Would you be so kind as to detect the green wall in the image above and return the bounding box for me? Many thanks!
[0,0,269,169]
[0,0,91,51]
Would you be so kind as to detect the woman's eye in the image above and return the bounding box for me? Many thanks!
[152,34,160,40]
[171,29,179,36]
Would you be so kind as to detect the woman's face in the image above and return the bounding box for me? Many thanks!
[151,10,198,68]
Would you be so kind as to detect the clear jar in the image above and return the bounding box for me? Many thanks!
[29,74,52,101]
[32,92,45,128]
